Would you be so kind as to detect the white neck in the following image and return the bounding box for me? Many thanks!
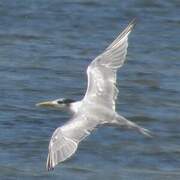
[69,101,82,114]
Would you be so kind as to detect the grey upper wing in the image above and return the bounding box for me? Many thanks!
[83,20,136,110]
[46,114,98,171]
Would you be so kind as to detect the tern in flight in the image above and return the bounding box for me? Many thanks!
[36,19,151,171]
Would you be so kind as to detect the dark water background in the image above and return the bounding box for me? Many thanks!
[0,0,180,179]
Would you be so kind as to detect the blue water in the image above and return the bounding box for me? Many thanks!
[0,0,180,179]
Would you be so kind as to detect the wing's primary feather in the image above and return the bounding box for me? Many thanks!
[83,20,136,110]
[46,128,78,171]
[46,114,98,171]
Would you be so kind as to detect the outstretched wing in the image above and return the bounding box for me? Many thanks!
[46,114,98,171]
[83,19,136,110]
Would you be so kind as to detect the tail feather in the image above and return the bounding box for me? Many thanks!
[114,114,152,137]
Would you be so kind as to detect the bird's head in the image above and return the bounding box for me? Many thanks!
[36,98,75,110]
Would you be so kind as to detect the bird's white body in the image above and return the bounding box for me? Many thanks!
[37,20,151,171]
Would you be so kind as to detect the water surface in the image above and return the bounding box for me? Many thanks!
[0,0,180,179]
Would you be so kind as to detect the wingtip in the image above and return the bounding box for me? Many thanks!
[47,166,54,171]
[130,18,137,24]
[128,18,137,31]
[46,153,55,171]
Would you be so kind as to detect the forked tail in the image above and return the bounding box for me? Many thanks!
[114,114,152,137]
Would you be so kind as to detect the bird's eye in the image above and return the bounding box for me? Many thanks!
[57,99,75,104]
[57,100,63,104]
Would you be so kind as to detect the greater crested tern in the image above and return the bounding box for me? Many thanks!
[36,19,151,171]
